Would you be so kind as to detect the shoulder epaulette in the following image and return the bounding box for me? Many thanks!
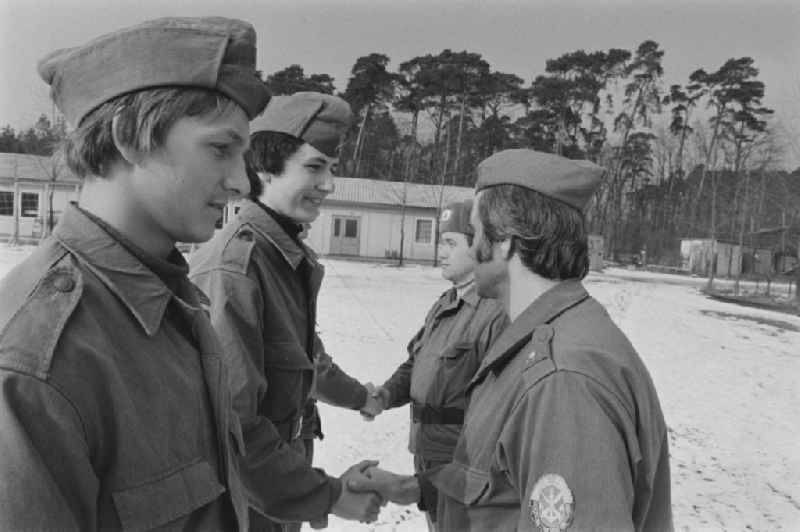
[0,253,84,379]
[219,225,257,274]
[522,324,557,388]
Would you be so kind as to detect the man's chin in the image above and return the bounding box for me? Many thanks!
[295,208,320,224]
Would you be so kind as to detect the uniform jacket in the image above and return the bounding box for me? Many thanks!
[0,205,249,531]
[382,283,507,462]
[189,200,367,522]
[430,280,673,532]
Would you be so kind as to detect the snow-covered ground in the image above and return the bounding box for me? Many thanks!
[1,243,799,531]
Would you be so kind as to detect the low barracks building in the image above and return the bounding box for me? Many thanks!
[229,177,474,263]
[306,178,475,262]
[0,153,81,241]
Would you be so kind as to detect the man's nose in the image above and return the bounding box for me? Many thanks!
[318,170,335,193]
[224,156,250,198]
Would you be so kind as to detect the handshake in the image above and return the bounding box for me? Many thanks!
[359,383,390,421]
[332,460,420,524]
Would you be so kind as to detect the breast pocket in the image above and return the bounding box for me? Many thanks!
[112,459,225,531]
[262,341,314,422]
[440,342,474,363]
[433,341,481,407]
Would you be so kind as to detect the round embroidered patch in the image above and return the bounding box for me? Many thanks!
[440,209,452,222]
[529,474,574,531]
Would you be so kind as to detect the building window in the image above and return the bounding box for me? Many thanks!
[21,192,39,218]
[415,219,433,244]
[0,191,12,216]
[344,219,358,238]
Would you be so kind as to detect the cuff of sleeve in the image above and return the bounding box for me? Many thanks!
[326,475,343,514]
[352,385,368,410]
[415,473,436,512]
[380,382,399,409]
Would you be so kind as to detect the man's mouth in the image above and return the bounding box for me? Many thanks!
[305,196,323,207]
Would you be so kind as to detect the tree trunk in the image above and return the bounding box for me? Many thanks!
[47,182,56,234]
[454,90,467,182]
[430,92,448,178]
[398,177,408,267]
[691,107,723,236]
[434,112,452,267]
[12,178,20,245]
[353,104,371,178]
[734,170,751,294]
[706,170,718,290]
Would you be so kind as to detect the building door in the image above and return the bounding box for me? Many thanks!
[330,216,360,255]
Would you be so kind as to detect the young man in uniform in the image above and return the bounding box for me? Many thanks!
[350,149,673,531]
[369,198,507,529]
[189,91,384,531]
[0,17,274,530]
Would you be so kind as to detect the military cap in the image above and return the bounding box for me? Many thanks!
[439,199,474,236]
[250,92,352,157]
[38,17,271,126]
[475,149,604,211]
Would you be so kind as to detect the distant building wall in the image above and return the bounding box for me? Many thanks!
[0,180,81,239]
[680,238,744,277]
[219,177,474,263]
[309,203,440,261]
[588,234,604,272]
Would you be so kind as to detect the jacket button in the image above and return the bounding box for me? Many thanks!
[52,273,76,292]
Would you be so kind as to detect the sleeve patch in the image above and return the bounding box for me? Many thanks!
[529,473,574,531]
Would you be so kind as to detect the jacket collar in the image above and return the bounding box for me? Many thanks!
[53,204,175,337]
[237,200,316,270]
[470,280,590,386]
[460,281,480,308]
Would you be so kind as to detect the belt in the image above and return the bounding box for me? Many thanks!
[411,402,464,425]
[274,415,303,442]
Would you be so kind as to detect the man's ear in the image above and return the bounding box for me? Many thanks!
[111,113,140,166]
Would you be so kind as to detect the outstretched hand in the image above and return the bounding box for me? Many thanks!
[347,466,420,505]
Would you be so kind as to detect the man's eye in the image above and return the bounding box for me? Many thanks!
[210,144,230,158]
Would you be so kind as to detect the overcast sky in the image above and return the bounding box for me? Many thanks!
[2,0,798,165]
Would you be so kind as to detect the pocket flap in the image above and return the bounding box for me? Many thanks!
[442,342,474,359]
[112,460,225,531]
[263,341,314,371]
[434,462,490,506]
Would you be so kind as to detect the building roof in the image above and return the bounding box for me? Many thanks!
[328,177,473,209]
[0,152,81,183]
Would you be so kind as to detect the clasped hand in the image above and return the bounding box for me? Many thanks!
[331,460,386,524]
[360,383,389,421]
[346,466,420,506]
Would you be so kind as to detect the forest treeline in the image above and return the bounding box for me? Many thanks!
[3,40,799,265]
